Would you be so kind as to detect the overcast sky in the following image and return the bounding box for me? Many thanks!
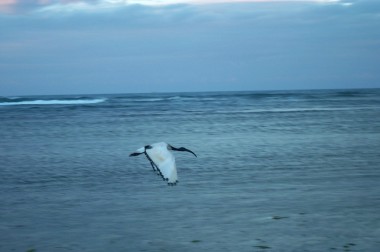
[0,0,379,95]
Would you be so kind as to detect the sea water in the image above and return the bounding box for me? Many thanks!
[1,89,380,251]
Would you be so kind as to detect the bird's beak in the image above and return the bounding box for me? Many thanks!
[169,145,197,157]
[183,148,197,157]
[178,147,197,157]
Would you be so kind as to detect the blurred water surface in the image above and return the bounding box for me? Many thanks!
[1,89,380,251]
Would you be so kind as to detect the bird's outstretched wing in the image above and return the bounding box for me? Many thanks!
[146,145,178,185]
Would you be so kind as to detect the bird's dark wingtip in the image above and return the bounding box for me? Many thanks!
[167,180,178,186]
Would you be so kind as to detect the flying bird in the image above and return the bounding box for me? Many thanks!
[129,142,197,186]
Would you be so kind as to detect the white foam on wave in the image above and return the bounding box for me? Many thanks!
[0,98,106,106]
[129,96,217,102]
[133,98,165,102]
[168,96,181,100]
[133,96,181,102]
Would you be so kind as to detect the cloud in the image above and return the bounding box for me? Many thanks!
[0,0,95,14]
[0,0,379,95]
[0,0,347,14]
[0,0,16,13]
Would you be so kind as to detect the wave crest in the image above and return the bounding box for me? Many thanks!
[0,98,106,106]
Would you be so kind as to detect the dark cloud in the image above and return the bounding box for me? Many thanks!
[0,0,379,95]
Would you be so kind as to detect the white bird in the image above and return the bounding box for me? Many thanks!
[129,142,197,186]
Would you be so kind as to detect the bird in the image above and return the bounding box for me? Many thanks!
[129,142,197,186]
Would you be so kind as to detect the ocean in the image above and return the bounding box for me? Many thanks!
[1,89,379,252]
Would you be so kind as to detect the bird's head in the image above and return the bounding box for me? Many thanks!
[168,145,197,157]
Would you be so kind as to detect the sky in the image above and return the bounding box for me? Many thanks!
[0,0,379,95]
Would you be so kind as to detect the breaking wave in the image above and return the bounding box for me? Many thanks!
[0,97,106,106]
[130,96,183,102]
